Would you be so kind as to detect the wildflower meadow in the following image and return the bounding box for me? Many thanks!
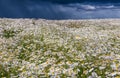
[0,19,120,78]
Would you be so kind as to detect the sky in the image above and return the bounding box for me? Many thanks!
[0,0,120,19]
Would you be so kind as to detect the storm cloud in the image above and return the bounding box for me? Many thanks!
[0,0,120,19]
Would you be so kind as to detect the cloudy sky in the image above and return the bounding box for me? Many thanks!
[0,0,120,19]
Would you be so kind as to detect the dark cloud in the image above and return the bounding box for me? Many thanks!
[0,0,120,19]
[38,0,120,4]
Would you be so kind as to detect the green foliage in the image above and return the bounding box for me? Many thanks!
[0,64,20,78]
[0,64,10,77]
[2,28,22,38]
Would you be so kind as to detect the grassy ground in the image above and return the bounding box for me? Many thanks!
[0,19,120,78]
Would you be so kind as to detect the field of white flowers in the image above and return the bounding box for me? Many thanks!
[0,18,120,78]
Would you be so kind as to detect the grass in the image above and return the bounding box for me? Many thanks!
[0,19,120,78]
